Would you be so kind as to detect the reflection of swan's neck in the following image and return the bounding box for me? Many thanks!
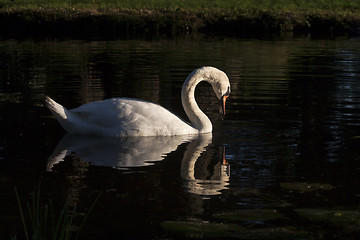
[180,134,213,180]
[181,70,213,133]
[181,134,230,196]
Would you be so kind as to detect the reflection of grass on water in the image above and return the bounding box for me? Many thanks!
[14,186,101,240]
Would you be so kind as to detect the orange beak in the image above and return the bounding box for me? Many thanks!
[219,95,228,115]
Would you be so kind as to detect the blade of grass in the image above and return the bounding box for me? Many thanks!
[43,204,49,240]
[75,191,102,240]
[52,198,68,240]
[26,202,35,239]
[14,187,29,240]
[14,185,101,240]
[36,183,41,238]
[64,206,77,240]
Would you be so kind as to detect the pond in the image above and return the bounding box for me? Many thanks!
[0,35,360,239]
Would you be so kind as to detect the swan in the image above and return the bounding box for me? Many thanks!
[45,66,231,137]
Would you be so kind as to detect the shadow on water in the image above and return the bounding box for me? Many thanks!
[1,36,360,239]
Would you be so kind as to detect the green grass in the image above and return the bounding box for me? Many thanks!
[1,0,360,14]
[14,186,101,240]
[0,0,359,36]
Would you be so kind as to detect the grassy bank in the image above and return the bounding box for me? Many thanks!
[0,0,360,37]
[1,0,360,13]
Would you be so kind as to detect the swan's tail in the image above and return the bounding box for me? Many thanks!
[45,96,69,120]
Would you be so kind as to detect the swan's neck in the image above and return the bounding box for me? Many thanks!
[181,72,212,133]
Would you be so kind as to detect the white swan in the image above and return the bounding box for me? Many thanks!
[45,66,230,137]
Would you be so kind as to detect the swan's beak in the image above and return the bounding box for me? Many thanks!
[219,95,228,115]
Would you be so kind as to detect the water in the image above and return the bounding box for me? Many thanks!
[1,36,360,239]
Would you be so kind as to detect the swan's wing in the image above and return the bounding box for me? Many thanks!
[69,98,195,136]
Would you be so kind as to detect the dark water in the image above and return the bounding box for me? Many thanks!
[1,36,360,239]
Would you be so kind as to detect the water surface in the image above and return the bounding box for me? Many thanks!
[1,36,360,239]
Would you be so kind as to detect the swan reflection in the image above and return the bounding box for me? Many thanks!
[181,134,230,196]
[47,134,194,170]
[47,133,230,195]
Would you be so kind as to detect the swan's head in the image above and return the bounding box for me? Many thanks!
[206,67,231,115]
[183,66,231,116]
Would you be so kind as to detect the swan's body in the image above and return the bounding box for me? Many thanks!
[46,66,230,137]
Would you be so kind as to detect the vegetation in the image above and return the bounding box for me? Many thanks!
[14,186,101,240]
[1,0,360,13]
[0,0,359,36]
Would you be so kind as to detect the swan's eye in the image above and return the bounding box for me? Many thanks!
[224,86,230,96]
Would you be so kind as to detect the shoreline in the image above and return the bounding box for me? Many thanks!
[1,8,360,38]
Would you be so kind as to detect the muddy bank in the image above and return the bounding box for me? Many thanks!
[0,8,359,38]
